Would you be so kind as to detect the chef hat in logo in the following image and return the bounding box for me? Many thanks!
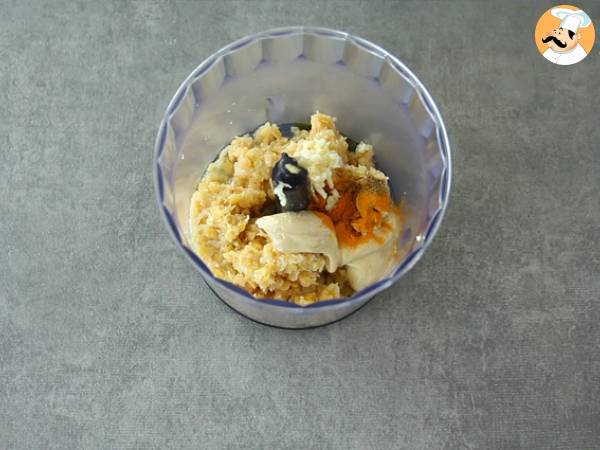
[551,8,592,33]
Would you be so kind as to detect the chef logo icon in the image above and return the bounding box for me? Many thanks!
[535,5,595,65]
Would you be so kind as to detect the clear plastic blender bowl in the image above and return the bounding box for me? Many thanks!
[154,27,451,328]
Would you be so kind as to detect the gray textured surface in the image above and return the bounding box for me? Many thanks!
[1,1,599,448]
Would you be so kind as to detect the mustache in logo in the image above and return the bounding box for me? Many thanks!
[542,35,567,48]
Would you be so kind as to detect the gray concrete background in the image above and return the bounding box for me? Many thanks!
[1,0,599,448]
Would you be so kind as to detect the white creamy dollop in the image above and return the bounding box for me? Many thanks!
[340,211,402,291]
[256,211,340,273]
[256,210,402,290]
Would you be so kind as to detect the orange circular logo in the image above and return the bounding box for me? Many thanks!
[534,5,595,65]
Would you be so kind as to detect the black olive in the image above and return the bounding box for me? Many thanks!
[346,137,358,152]
[271,153,310,212]
[259,198,279,217]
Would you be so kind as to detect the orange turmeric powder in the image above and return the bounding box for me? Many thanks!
[309,169,395,247]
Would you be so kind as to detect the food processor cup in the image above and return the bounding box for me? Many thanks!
[154,26,451,328]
